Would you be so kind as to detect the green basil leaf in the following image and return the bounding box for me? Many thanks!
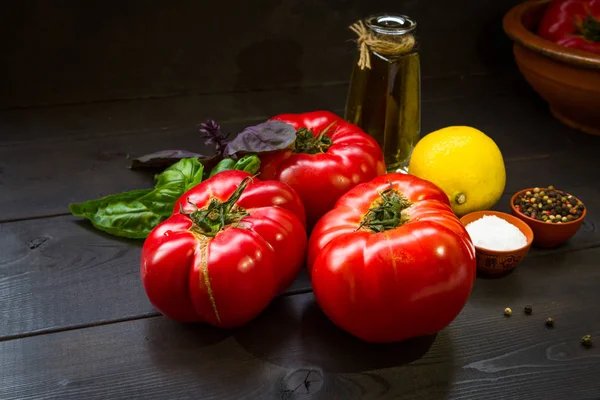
[154,157,204,192]
[70,158,206,239]
[233,154,261,174]
[137,158,205,216]
[209,158,236,178]
[207,155,261,178]
[137,183,183,217]
[69,189,163,239]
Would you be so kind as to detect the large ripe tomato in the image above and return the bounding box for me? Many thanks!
[258,111,386,230]
[307,173,477,343]
[140,170,307,328]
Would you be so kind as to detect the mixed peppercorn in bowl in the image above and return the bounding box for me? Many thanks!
[512,185,585,223]
[510,185,587,248]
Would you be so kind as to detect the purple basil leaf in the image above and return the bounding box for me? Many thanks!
[198,119,230,157]
[199,120,221,137]
[130,150,218,170]
[224,120,296,157]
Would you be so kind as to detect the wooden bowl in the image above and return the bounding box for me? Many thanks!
[510,188,586,248]
[460,211,534,275]
[503,0,600,136]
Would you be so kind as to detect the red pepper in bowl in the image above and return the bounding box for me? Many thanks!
[537,0,600,55]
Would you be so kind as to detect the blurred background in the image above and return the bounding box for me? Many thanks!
[1,0,523,109]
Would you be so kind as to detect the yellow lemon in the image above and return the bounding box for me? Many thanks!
[408,126,506,217]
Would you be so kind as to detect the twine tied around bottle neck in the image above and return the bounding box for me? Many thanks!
[349,20,416,70]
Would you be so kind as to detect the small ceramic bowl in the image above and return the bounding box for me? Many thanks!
[503,0,600,136]
[510,188,586,248]
[460,210,534,275]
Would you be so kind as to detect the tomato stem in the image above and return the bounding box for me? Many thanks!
[180,177,251,237]
[293,121,336,154]
[357,182,413,233]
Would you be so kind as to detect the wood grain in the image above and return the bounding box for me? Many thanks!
[1,2,598,398]
[1,247,599,399]
[0,215,310,340]
[0,84,349,145]
[0,0,522,108]
[0,73,525,145]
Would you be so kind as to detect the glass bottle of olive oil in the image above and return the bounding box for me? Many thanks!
[345,14,421,173]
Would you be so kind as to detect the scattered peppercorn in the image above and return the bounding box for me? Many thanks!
[513,186,585,223]
[504,307,512,317]
[524,305,533,315]
[581,335,593,347]
[546,317,554,327]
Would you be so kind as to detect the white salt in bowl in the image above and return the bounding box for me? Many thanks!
[460,210,534,276]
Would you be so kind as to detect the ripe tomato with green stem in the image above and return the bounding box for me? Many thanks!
[307,173,477,343]
[140,170,307,328]
[258,111,386,231]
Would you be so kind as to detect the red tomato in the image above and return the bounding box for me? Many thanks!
[307,173,477,343]
[258,111,386,230]
[140,170,307,328]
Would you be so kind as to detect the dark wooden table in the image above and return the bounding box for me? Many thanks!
[2,26,600,398]
[2,72,600,400]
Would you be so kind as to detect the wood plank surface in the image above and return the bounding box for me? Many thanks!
[0,0,521,108]
[0,73,525,145]
[3,1,599,398]
[0,214,311,340]
[0,84,349,144]
[2,247,599,399]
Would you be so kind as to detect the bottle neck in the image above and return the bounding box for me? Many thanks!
[349,14,418,70]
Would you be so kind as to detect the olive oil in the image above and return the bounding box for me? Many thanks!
[345,15,421,172]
